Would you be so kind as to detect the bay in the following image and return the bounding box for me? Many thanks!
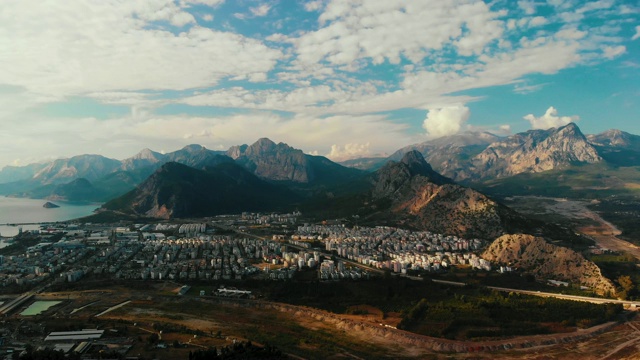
[0,196,100,238]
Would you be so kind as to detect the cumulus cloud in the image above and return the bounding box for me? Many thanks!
[326,143,371,161]
[250,4,272,17]
[498,124,512,135]
[304,1,324,12]
[294,1,504,66]
[529,16,548,27]
[518,0,537,15]
[523,106,579,129]
[0,0,282,99]
[422,105,471,139]
[602,45,626,59]
[633,26,640,41]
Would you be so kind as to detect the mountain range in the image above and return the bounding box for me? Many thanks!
[101,161,296,219]
[0,122,638,209]
[3,123,634,289]
[378,123,640,182]
[0,138,363,202]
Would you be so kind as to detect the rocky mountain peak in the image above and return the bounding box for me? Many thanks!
[400,150,427,167]
[373,152,453,200]
[554,122,586,140]
[397,150,454,185]
[181,144,207,153]
[470,123,601,180]
[133,148,157,160]
[250,137,276,151]
[371,152,506,239]
[226,144,248,159]
[232,138,312,182]
[588,129,640,151]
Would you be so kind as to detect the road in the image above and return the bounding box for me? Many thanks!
[488,286,640,307]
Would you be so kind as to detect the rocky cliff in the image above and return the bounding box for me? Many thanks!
[229,138,365,186]
[588,129,640,151]
[371,151,509,239]
[389,132,500,180]
[232,138,314,182]
[387,123,604,182]
[482,234,615,296]
[470,123,601,180]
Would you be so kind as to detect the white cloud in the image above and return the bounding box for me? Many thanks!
[602,45,626,59]
[250,4,272,17]
[293,1,504,66]
[547,0,576,10]
[529,16,548,27]
[164,0,633,125]
[498,124,512,135]
[577,0,614,14]
[87,91,154,106]
[518,0,537,15]
[523,106,579,129]
[304,1,324,12]
[514,82,547,94]
[326,143,371,161]
[422,106,471,139]
[183,0,225,6]
[0,0,635,168]
[0,0,282,100]
[632,25,640,41]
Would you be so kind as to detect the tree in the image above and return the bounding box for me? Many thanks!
[148,333,159,344]
[617,275,636,300]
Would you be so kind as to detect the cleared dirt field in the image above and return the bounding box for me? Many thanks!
[15,283,639,360]
[505,196,640,261]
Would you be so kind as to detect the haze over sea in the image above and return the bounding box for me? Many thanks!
[0,196,99,238]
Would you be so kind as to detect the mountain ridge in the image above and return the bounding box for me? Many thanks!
[100,161,298,219]
[1,124,638,203]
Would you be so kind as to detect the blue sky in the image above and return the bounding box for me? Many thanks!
[0,0,638,167]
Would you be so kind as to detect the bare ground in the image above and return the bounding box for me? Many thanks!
[18,282,640,359]
[506,196,640,261]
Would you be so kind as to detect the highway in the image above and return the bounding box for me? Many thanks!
[487,286,640,307]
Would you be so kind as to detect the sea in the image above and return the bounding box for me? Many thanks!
[0,196,100,243]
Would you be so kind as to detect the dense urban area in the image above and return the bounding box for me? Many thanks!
[0,212,495,292]
[0,211,636,359]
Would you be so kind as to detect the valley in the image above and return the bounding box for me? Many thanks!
[502,196,640,260]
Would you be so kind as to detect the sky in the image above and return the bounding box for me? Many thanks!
[0,0,638,168]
